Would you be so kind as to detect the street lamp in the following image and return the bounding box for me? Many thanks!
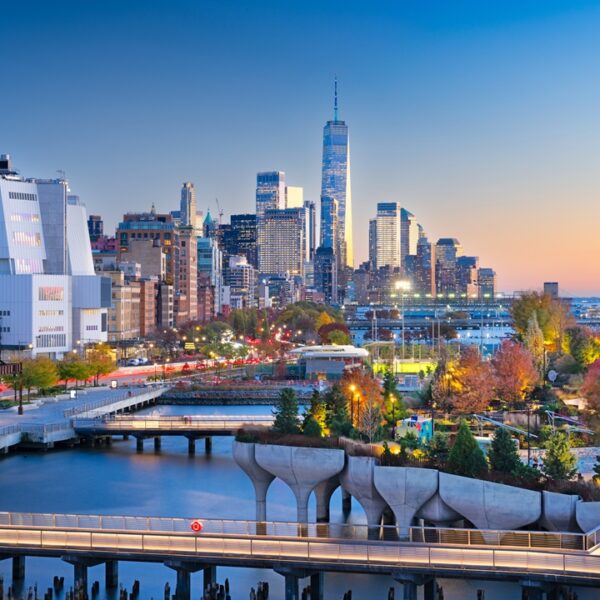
[395,280,411,361]
[349,384,356,426]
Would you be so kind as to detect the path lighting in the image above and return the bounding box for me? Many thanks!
[349,384,357,425]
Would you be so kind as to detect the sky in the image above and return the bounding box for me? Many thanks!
[1,0,600,295]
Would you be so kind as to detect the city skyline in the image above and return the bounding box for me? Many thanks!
[2,0,600,294]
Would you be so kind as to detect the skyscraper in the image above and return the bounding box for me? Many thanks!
[259,208,306,278]
[400,208,419,268]
[314,246,338,305]
[180,182,197,229]
[414,236,436,296]
[456,255,479,296]
[375,202,401,270]
[304,200,316,260]
[435,238,463,295]
[256,171,286,220]
[321,79,352,268]
[478,268,497,299]
[320,196,339,253]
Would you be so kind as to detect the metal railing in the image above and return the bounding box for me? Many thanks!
[0,511,591,552]
[72,415,274,432]
[0,425,21,436]
[63,387,167,418]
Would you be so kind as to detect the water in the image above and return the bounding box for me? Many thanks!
[0,404,595,600]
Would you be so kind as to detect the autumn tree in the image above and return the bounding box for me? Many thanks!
[564,326,600,370]
[341,368,383,428]
[492,340,539,407]
[20,357,59,401]
[315,311,335,331]
[318,322,351,345]
[581,360,600,431]
[86,344,116,386]
[441,347,495,414]
[524,313,545,374]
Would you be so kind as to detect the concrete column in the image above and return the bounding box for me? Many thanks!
[284,574,299,600]
[187,438,196,455]
[402,582,417,600]
[123,434,129,440]
[136,437,144,452]
[203,566,216,591]
[342,489,352,513]
[314,477,339,523]
[154,436,162,451]
[74,563,88,591]
[204,437,212,454]
[105,560,118,589]
[12,556,25,581]
[423,578,436,600]
[309,572,324,600]
[175,568,190,600]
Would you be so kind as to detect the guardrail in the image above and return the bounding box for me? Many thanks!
[63,387,167,418]
[0,425,21,436]
[72,415,274,433]
[0,511,591,552]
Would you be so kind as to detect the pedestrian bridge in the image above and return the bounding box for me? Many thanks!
[72,415,274,437]
[1,510,600,599]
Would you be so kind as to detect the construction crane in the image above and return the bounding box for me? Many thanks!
[215,198,224,226]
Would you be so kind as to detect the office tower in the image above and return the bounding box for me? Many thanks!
[457,256,479,296]
[314,246,338,304]
[286,186,304,208]
[87,215,103,242]
[174,225,198,323]
[320,196,339,253]
[321,79,353,268]
[544,282,559,298]
[203,210,219,240]
[368,219,377,269]
[197,236,223,318]
[478,268,497,299]
[256,171,286,219]
[224,255,256,309]
[0,156,109,356]
[304,200,316,260]
[400,208,419,268]
[435,238,463,295]
[259,208,306,277]
[221,214,258,269]
[374,202,401,270]
[180,182,197,229]
[414,236,436,296]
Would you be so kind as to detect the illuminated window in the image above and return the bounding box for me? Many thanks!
[12,231,42,247]
[38,287,64,301]
[10,213,40,223]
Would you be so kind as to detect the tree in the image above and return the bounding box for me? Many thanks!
[341,368,383,428]
[324,384,353,437]
[542,432,577,481]
[524,313,545,375]
[58,356,92,389]
[315,311,335,332]
[381,369,407,425]
[428,432,450,465]
[20,357,59,401]
[581,360,600,430]
[303,415,322,437]
[447,420,488,478]
[86,345,116,386]
[488,427,521,474]
[445,347,495,414]
[565,326,600,370]
[359,396,383,443]
[272,388,301,434]
[303,390,326,431]
[492,340,539,407]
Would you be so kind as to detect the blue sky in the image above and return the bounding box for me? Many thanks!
[2,0,600,294]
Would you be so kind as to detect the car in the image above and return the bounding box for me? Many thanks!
[127,358,141,366]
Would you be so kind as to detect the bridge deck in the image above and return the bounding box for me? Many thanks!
[0,512,599,584]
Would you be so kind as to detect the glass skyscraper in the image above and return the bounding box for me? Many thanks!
[320,80,353,268]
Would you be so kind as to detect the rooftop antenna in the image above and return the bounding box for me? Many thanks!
[56,169,66,180]
[215,198,223,225]
[334,76,339,121]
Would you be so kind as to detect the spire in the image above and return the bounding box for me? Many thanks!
[334,76,338,121]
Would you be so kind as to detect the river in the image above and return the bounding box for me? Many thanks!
[0,404,594,600]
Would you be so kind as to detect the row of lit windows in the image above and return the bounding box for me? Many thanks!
[39,287,64,301]
[13,231,41,247]
[15,258,43,274]
[38,325,64,333]
[39,310,64,317]
[10,213,40,223]
[8,191,37,202]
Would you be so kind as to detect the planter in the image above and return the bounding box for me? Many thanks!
[539,491,580,532]
[576,501,600,533]
[416,492,461,525]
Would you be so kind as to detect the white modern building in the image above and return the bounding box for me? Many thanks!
[0,154,110,358]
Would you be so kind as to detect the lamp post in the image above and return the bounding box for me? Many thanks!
[349,384,356,426]
[395,280,411,361]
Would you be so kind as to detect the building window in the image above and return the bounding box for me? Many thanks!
[10,213,40,223]
[15,258,43,274]
[39,309,64,317]
[8,192,37,202]
[38,287,64,301]
[12,231,42,247]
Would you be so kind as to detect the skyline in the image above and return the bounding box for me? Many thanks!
[2,0,600,294]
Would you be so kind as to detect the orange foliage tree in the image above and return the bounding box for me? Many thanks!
[446,347,495,414]
[492,340,539,407]
[582,360,600,415]
[340,368,383,429]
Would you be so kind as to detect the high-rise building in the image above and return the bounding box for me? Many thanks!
[368,219,377,269]
[0,156,109,357]
[87,215,103,242]
[224,255,256,309]
[256,171,286,219]
[286,186,304,208]
[400,208,419,269]
[314,246,338,305]
[435,238,463,295]
[304,200,317,260]
[375,202,401,270]
[321,79,352,268]
[197,236,223,318]
[457,256,479,297]
[320,196,338,253]
[221,214,257,269]
[174,225,198,323]
[544,281,559,298]
[106,271,141,342]
[259,208,306,278]
[414,236,436,296]
[478,268,497,299]
[180,182,197,229]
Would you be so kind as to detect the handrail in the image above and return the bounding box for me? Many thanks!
[0,511,591,553]
[0,425,21,436]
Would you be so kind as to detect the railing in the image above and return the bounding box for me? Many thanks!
[72,415,274,432]
[0,425,21,436]
[23,423,74,435]
[63,387,167,418]
[0,512,591,553]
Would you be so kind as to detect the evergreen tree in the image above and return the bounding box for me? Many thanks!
[593,455,600,482]
[382,369,407,425]
[447,420,488,478]
[488,427,521,474]
[303,390,326,431]
[302,415,322,437]
[542,432,577,481]
[324,384,353,437]
[428,432,450,465]
[272,388,301,434]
